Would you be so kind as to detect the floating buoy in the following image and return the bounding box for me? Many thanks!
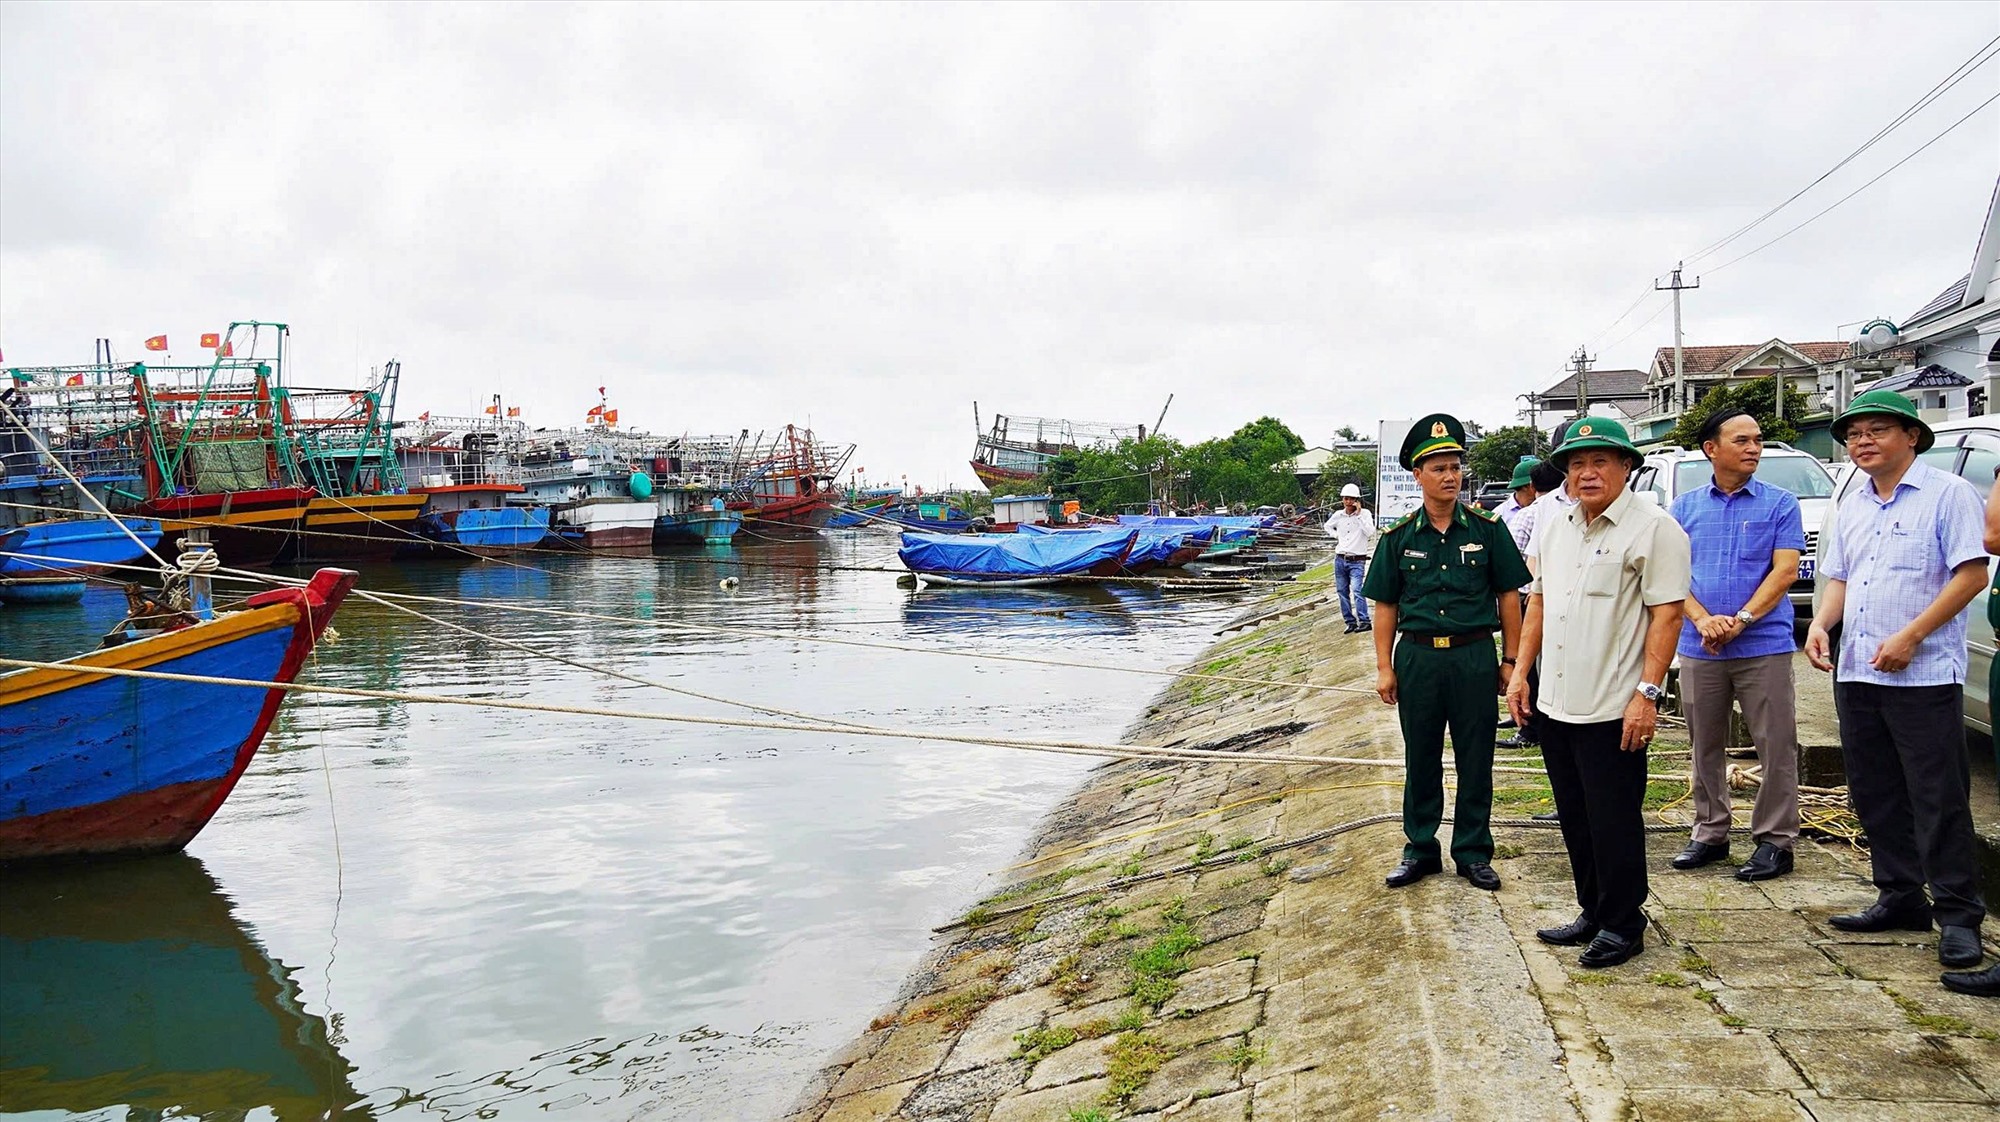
[719,576,740,591]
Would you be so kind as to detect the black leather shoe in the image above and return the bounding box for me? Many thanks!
[1939,925,1984,968]
[1531,810,1560,822]
[1537,914,1599,946]
[1384,857,1442,888]
[1496,736,1526,748]
[1940,962,2000,997]
[1342,623,1357,634]
[1670,840,1731,870]
[1828,902,1933,934]
[1359,622,1372,632]
[1497,716,1518,730]
[1735,842,1794,882]
[1458,862,1501,891]
[1578,930,1644,969]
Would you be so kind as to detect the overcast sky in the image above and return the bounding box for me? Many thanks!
[3,1,1997,487]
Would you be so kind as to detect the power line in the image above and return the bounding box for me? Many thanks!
[1685,34,2000,265]
[1708,89,2000,276]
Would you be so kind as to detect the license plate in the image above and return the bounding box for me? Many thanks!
[1797,557,1815,582]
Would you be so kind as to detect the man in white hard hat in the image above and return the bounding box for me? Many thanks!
[1324,482,1378,633]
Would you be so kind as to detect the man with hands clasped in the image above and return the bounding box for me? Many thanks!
[1668,409,1805,882]
[1805,390,1989,973]
[1506,417,1690,969]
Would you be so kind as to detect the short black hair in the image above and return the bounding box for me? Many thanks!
[1696,408,1755,448]
[1529,458,1565,493]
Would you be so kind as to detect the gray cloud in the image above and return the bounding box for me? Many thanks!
[4,1,1996,482]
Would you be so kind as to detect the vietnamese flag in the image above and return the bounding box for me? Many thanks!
[218,340,233,357]
[506,406,520,417]
[200,332,221,349]
[144,335,168,351]
[483,403,499,415]
[65,373,84,386]
[603,409,618,426]
[586,405,604,418]
[418,410,431,422]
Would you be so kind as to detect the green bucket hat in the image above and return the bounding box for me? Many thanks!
[1399,413,1467,471]
[1508,456,1541,489]
[1831,388,1934,453]
[1552,415,1641,470]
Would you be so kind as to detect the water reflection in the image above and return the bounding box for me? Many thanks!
[0,855,369,1121]
[898,584,1145,636]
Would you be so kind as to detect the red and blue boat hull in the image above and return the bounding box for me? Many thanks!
[0,568,356,864]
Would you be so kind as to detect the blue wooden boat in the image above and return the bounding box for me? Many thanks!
[656,491,743,545]
[0,575,88,604]
[898,528,1137,587]
[877,499,978,533]
[0,516,165,576]
[0,855,368,1118]
[0,567,356,864]
[827,487,904,529]
[409,483,552,557]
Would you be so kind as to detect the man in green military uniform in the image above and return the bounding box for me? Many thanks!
[1363,413,1532,891]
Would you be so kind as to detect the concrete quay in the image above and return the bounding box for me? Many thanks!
[787,579,2000,1122]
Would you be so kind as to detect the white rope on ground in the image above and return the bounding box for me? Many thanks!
[0,657,1693,781]
[0,397,170,570]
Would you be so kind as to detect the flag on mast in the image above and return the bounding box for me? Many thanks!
[144,335,168,351]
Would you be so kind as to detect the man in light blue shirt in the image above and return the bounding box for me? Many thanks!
[1669,410,1806,882]
[1807,390,1989,972]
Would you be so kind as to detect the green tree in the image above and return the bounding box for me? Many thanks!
[1467,425,1543,487]
[1334,425,1361,442]
[1664,376,1812,448]
[1309,451,1378,505]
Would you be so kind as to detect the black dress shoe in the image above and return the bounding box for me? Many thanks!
[1939,925,1985,968]
[1384,857,1442,888]
[1578,930,1644,969]
[1828,902,1933,934]
[1536,914,1600,946]
[1497,716,1518,730]
[1941,962,2000,997]
[1531,810,1560,822]
[1496,736,1526,748]
[1359,622,1372,632]
[1342,623,1357,634]
[1457,862,1501,891]
[1670,840,1731,871]
[1735,842,1794,882]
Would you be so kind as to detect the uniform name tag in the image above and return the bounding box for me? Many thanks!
[1460,543,1484,553]
[1403,549,1428,559]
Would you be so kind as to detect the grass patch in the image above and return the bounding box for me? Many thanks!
[1123,774,1172,795]
[1203,654,1244,675]
[1691,989,1719,1006]
[1160,896,1188,925]
[1492,843,1526,860]
[1647,972,1690,988]
[1260,856,1292,877]
[983,863,1104,907]
[1015,1024,1080,1063]
[1190,833,1218,862]
[1084,920,1144,947]
[1568,972,1615,986]
[1233,844,1267,865]
[1492,785,1554,809]
[1128,923,1202,1008]
[1887,988,2000,1039]
[1678,952,1715,976]
[1065,1110,1113,1122]
[1719,1014,1748,1028]
[1104,1033,1176,1104]
[1117,854,1145,878]
[1220,1041,1268,1076]
[1050,954,1092,1003]
[1642,779,1690,810]
[1245,640,1288,655]
[961,906,995,928]
[1011,904,1047,945]
[907,984,997,1030]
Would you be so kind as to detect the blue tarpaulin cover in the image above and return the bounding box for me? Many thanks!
[898,528,1137,579]
[1016,524,1211,566]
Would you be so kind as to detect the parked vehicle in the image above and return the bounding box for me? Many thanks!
[1811,416,2000,735]
[1632,442,1836,624]
[1472,482,1514,511]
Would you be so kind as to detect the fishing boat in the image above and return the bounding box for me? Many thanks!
[1017,523,1213,575]
[0,575,89,603]
[0,566,356,863]
[655,489,743,545]
[826,486,903,529]
[399,413,553,557]
[968,403,1155,490]
[280,360,427,561]
[517,433,658,550]
[0,516,164,576]
[897,527,1137,588]
[728,424,853,538]
[0,855,370,1119]
[2,369,167,575]
[874,498,979,533]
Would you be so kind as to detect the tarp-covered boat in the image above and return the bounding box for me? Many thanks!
[898,528,1137,587]
[1017,523,1214,574]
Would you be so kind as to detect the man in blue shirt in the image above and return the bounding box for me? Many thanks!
[1806,390,1989,972]
[1668,410,1806,881]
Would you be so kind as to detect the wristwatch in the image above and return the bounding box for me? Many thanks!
[1735,609,1756,625]
[1635,682,1666,703]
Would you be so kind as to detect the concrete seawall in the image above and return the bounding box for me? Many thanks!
[787,579,2000,1122]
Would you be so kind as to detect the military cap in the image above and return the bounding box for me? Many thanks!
[1508,456,1541,489]
[1400,413,1467,471]
[1831,388,1934,453]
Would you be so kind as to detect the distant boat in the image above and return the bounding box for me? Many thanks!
[729,425,852,538]
[1018,523,1214,575]
[969,407,1145,490]
[898,528,1137,588]
[281,360,426,562]
[0,855,371,1119]
[0,575,89,604]
[0,516,164,576]
[0,567,356,864]
[411,483,553,558]
[656,490,743,545]
[874,499,978,533]
[826,487,903,529]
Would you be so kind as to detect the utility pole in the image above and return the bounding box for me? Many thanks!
[1568,346,1596,416]
[1656,261,1701,414]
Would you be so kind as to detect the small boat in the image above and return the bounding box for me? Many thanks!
[0,567,356,863]
[655,491,743,545]
[412,484,553,558]
[1017,523,1214,575]
[826,487,903,529]
[0,575,89,604]
[0,516,164,576]
[874,498,978,533]
[898,528,1137,587]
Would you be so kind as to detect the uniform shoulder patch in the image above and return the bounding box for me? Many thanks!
[1470,505,1500,522]
[1387,511,1418,532]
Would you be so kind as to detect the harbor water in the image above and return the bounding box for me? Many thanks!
[0,534,1247,1121]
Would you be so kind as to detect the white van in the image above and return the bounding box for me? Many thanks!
[1811,417,2000,734]
[1631,442,1837,624]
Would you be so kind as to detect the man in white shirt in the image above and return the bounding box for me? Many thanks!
[1324,483,1378,633]
[1507,416,1690,969]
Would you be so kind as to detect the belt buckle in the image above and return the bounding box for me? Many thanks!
[1432,636,1451,649]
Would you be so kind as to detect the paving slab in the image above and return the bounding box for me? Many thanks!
[1773,1029,1991,1103]
[1601,1031,1806,1090]
[1628,1088,1812,1122]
